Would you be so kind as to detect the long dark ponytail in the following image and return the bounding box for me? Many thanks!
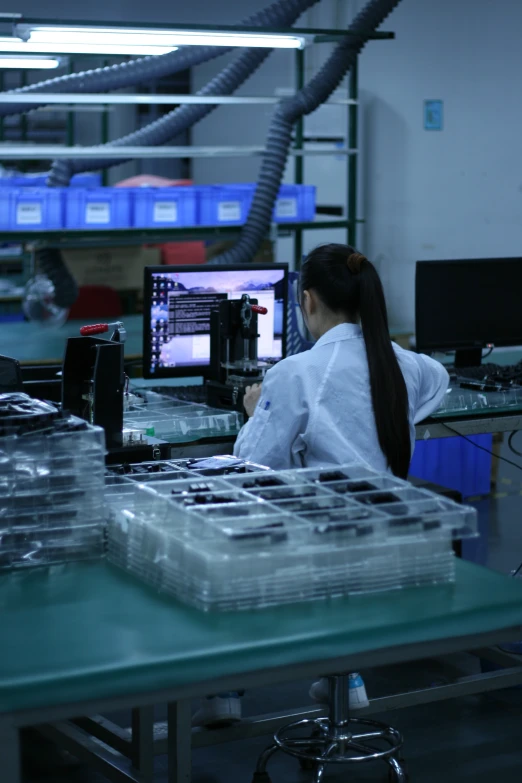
[300,243,411,478]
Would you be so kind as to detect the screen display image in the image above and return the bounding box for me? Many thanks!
[144,264,288,378]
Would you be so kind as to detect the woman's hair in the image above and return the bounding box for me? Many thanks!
[300,243,410,478]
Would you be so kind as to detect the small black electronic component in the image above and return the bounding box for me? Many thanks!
[192,494,238,505]
[389,516,424,530]
[353,491,401,506]
[329,480,378,495]
[317,470,349,483]
[227,521,287,544]
[313,522,374,537]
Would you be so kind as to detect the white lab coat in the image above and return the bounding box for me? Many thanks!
[234,323,449,472]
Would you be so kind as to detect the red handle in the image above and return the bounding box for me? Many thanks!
[80,323,109,336]
[251,305,268,315]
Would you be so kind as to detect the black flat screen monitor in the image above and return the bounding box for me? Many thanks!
[415,257,522,366]
[143,263,288,379]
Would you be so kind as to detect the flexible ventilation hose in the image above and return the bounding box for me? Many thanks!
[35,247,78,309]
[0,0,315,118]
[48,48,270,187]
[209,0,402,266]
[48,0,319,186]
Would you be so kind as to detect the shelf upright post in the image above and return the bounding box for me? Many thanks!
[20,71,28,172]
[67,60,75,149]
[0,72,3,143]
[101,60,109,186]
[347,55,358,249]
[294,47,305,271]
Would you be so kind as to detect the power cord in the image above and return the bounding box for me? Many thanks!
[440,422,522,473]
[508,430,522,458]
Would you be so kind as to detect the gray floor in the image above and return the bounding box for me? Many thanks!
[24,439,522,782]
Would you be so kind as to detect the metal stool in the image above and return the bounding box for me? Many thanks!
[252,674,408,782]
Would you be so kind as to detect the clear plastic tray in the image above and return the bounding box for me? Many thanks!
[435,385,522,415]
[123,404,242,443]
[0,418,106,571]
[106,462,475,612]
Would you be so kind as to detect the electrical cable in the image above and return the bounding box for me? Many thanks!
[441,422,522,473]
[208,0,403,266]
[508,430,522,458]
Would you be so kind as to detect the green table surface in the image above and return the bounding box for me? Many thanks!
[1,560,522,715]
[0,315,143,364]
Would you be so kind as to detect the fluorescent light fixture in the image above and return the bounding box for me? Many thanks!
[0,54,60,69]
[0,35,176,57]
[0,25,305,56]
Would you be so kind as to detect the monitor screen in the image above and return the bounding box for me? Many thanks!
[143,263,288,378]
[415,257,522,353]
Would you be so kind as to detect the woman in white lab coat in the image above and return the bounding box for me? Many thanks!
[235,243,449,477]
[194,244,449,729]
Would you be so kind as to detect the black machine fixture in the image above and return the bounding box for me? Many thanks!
[207,294,270,411]
[62,322,126,449]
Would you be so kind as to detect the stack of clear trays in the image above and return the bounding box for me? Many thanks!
[106,463,477,612]
[123,396,243,443]
[435,385,522,415]
[0,418,106,569]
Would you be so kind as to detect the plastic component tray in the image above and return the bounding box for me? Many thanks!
[106,463,477,612]
[197,184,254,226]
[133,187,197,228]
[273,184,316,223]
[123,402,243,443]
[0,188,64,230]
[0,394,106,570]
[65,187,132,229]
[435,385,522,415]
[197,183,316,226]
[0,172,101,188]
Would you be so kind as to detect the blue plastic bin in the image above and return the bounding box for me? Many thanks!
[69,173,102,188]
[409,435,492,498]
[0,312,24,323]
[132,187,197,228]
[0,172,101,188]
[65,188,132,229]
[197,184,255,226]
[197,183,316,227]
[273,184,316,223]
[0,188,64,231]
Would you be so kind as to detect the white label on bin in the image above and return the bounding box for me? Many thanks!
[153,201,178,223]
[86,201,110,224]
[16,202,42,225]
[218,200,241,222]
[275,197,297,218]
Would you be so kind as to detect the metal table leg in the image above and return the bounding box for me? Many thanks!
[131,707,155,782]
[168,700,192,783]
[0,719,21,783]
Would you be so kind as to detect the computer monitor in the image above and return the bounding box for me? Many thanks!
[143,263,288,379]
[415,257,522,366]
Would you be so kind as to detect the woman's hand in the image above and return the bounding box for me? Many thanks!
[243,383,262,418]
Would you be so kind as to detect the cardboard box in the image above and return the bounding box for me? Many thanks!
[62,246,161,291]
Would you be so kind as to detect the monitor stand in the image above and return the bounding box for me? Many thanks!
[454,348,482,368]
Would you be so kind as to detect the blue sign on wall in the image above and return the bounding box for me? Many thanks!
[424,99,443,130]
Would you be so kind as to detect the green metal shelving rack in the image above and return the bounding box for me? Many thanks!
[0,20,394,272]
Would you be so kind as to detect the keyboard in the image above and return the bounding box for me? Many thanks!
[449,362,522,387]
